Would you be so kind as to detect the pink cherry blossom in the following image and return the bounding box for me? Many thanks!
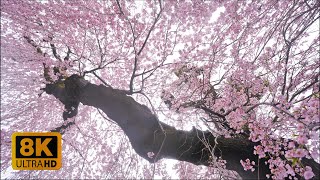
[304,166,315,179]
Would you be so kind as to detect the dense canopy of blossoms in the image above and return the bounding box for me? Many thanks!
[1,0,319,179]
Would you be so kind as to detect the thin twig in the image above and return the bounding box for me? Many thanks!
[92,71,112,88]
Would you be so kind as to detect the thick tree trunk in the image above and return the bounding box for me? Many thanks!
[48,75,319,179]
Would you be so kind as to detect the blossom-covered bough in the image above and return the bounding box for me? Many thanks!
[39,73,318,179]
[1,0,319,179]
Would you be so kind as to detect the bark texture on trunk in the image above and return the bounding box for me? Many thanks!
[47,75,319,179]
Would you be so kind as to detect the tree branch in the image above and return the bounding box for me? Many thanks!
[50,120,75,134]
[45,75,319,179]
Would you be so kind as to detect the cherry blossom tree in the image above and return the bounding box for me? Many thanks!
[1,0,319,179]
